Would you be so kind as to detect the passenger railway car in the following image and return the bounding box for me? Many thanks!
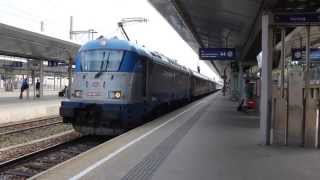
[60,37,216,135]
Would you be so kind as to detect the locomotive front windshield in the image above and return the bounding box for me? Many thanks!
[80,50,124,72]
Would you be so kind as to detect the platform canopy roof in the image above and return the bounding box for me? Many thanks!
[0,23,80,62]
[148,0,320,76]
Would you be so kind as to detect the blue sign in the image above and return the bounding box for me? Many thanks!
[292,48,320,61]
[12,61,23,67]
[199,48,236,60]
[274,13,320,25]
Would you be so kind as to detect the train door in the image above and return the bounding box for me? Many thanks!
[141,57,152,103]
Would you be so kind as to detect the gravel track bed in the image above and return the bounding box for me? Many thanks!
[0,131,81,163]
[0,135,107,180]
[0,124,73,148]
[0,117,61,135]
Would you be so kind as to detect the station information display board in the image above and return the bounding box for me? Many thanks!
[274,12,320,25]
[199,48,236,60]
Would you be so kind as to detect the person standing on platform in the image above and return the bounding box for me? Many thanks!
[36,79,40,98]
[59,86,68,97]
[19,78,29,99]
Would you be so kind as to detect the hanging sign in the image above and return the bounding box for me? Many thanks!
[274,12,320,25]
[199,48,236,60]
[292,48,320,61]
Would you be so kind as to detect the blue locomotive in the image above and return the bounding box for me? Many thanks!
[60,37,216,135]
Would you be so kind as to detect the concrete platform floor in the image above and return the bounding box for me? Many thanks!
[0,94,62,105]
[0,95,65,124]
[32,92,320,180]
[0,88,61,103]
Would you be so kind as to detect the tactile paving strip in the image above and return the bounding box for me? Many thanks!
[121,105,208,180]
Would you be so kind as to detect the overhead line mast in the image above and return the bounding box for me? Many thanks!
[69,16,98,41]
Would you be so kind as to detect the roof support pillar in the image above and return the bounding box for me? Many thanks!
[26,60,30,99]
[31,68,35,99]
[40,61,44,98]
[59,75,62,90]
[238,62,244,101]
[67,57,72,99]
[223,67,227,96]
[260,13,273,145]
[53,73,56,91]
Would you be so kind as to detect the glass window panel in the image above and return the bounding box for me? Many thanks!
[80,50,124,72]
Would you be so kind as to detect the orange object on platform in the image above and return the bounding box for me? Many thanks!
[247,99,256,109]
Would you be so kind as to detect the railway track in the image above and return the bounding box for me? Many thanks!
[0,116,63,136]
[0,135,109,180]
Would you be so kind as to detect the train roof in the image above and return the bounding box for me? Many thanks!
[192,71,214,82]
[79,37,149,56]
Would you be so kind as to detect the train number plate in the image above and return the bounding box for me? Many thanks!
[87,92,101,96]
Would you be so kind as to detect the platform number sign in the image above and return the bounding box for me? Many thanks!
[293,49,302,60]
[199,48,236,61]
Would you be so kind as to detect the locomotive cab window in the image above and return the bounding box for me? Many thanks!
[80,50,124,72]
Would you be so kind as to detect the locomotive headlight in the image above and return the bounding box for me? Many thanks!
[115,91,121,99]
[74,90,82,98]
[109,91,122,99]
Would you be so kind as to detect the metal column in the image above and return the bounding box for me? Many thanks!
[238,62,243,100]
[32,70,35,99]
[67,58,72,98]
[59,75,62,90]
[260,13,273,145]
[53,73,56,91]
[223,68,226,96]
[26,60,30,99]
[40,61,44,97]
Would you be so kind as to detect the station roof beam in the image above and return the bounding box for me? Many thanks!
[0,23,80,62]
[149,0,271,75]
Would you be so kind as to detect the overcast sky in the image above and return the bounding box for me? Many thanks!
[0,0,220,81]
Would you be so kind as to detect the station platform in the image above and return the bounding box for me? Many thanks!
[31,92,320,180]
[0,89,60,99]
[0,94,65,125]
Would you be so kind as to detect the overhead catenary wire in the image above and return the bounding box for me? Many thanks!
[0,2,65,25]
[0,3,71,40]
